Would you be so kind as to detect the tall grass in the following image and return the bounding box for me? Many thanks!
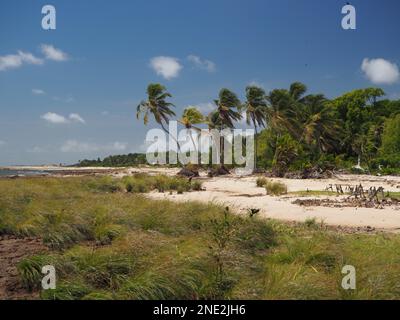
[1,176,400,300]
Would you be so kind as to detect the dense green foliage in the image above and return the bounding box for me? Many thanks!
[134,82,400,175]
[76,153,147,167]
[1,176,400,299]
[256,86,400,175]
[82,84,400,175]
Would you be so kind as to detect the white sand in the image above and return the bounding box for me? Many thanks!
[4,166,400,231]
[147,174,400,232]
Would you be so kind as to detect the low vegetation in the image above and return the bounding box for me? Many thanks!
[256,177,288,196]
[1,176,400,300]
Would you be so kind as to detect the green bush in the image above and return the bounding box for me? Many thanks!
[265,181,287,196]
[380,114,400,156]
[256,177,268,187]
[191,180,203,191]
[86,177,122,193]
[41,282,91,300]
[18,255,51,291]
[235,218,276,252]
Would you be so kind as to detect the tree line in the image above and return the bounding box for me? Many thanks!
[80,82,400,175]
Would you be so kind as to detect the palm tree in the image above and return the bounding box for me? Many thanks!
[211,89,242,167]
[289,82,307,102]
[266,88,301,139]
[301,95,341,157]
[242,86,268,170]
[179,106,204,153]
[136,83,180,153]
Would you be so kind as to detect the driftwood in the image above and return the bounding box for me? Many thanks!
[324,183,396,207]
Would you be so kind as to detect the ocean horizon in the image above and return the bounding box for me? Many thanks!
[0,169,48,177]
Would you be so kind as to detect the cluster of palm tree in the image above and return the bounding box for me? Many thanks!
[136,82,342,171]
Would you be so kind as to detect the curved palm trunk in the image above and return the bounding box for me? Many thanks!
[189,129,199,164]
[160,122,182,163]
[253,119,258,171]
[220,133,223,166]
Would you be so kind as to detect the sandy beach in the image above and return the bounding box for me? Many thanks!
[3,166,400,232]
[142,170,400,233]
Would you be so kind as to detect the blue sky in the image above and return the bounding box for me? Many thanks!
[0,0,399,165]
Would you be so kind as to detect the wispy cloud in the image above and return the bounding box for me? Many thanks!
[0,44,69,72]
[195,102,215,114]
[0,140,5,146]
[247,80,268,89]
[60,140,127,153]
[187,55,216,72]
[150,56,182,80]
[40,44,69,61]
[32,89,46,95]
[41,112,86,124]
[361,58,399,85]
[69,113,86,124]
[0,51,44,71]
[41,112,68,124]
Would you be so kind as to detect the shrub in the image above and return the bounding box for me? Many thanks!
[41,282,91,300]
[306,252,338,272]
[272,134,300,177]
[235,218,276,252]
[304,217,318,228]
[191,180,203,191]
[86,177,122,193]
[265,181,287,196]
[18,255,51,291]
[256,177,268,187]
[380,114,400,156]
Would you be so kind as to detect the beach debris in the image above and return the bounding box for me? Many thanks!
[294,184,399,209]
[207,166,230,177]
[281,166,334,179]
[177,165,200,177]
[247,208,261,218]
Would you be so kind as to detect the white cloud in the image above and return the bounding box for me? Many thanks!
[32,89,46,95]
[239,111,248,125]
[150,56,182,80]
[0,140,5,146]
[361,58,399,85]
[40,44,69,61]
[60,140,127,153]
[101,111,109,116]
[248,80,267,89]
[18,51,44,65]
[187,55,216,72]
[69,113,86,124]
[195,102,215,114]
[0,51,44,71]
[41,112,68,124]
[0,44,68,72]
[41,112,86,124]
